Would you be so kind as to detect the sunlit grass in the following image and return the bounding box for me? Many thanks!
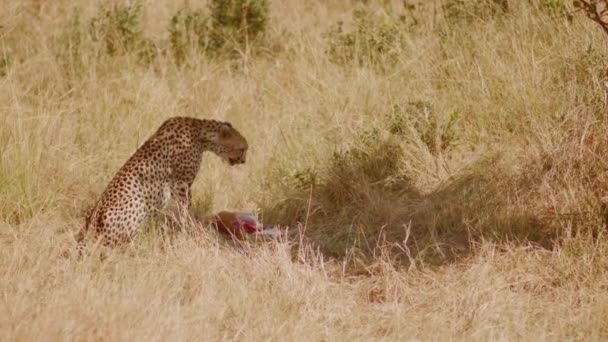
[1,0,608,340]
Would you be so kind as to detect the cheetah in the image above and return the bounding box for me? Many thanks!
[75,116,248,254]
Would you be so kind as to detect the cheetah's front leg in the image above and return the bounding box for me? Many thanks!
[171,181,193,224]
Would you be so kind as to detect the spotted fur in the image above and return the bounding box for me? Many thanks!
[76,117,247,254]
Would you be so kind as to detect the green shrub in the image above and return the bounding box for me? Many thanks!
[168,0,270,62]
[89,2,156,63]
[209,0,269,53]
[290,167,318,191]
[326,7,415,71]
[541,0,568,13]
[386,101,461,155]
[169,8,210,64]
[442,0,509,23]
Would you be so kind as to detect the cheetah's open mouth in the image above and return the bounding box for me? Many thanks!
[228,158,241,165]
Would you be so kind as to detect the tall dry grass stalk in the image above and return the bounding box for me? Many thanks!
[1,0,608,340]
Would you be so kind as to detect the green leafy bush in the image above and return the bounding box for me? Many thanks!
[169,8,210,64]
[386,101,461,155]
[442,0,509,22]
[541,0,569,14]
[326,7,415,71]
[168,0,270,62]
[89,2,156,63]
[209,0,269,53]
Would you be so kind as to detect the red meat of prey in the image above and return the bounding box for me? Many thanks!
[211,211,261,239]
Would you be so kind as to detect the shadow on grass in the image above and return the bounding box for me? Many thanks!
[259,141,598,267]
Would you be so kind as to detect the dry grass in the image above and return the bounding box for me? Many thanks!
[2,0,608,340]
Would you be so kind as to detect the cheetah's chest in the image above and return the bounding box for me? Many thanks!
[170,149,204,183]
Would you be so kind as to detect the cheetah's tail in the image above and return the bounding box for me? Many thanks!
[66,206,94,258]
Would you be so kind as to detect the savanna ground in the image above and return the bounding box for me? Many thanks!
[2,0,608,340]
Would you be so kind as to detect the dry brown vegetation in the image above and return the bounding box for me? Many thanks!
[2,0,608,340]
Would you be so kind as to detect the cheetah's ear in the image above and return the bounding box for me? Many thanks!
[207,123,232,143]
[219,122,233,138]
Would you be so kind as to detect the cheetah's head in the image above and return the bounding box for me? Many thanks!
[207,122,248,166]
